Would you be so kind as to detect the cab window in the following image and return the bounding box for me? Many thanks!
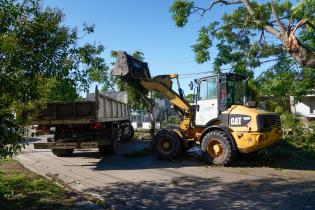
[198,77,217,100]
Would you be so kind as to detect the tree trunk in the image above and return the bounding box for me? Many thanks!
[286,42,315,68]
[242,0,315,69]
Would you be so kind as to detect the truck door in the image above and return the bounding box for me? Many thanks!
[195,76,218,126]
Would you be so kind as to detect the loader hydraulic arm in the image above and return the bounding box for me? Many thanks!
[140,74,191,115]
[111,51,193,133]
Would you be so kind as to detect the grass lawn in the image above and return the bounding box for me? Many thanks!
[0,158,75,210]
[239,134,315,169]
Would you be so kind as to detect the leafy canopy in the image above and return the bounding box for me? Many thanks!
[0,0,107,158]
[170,0,315,101]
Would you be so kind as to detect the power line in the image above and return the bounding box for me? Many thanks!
[177,68,233,79]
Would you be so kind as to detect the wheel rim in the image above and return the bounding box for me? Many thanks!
[207,139,223,158]
[157,138,173,155]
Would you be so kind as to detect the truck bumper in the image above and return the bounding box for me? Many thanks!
[34,141,98,150]
[232,128,282,153]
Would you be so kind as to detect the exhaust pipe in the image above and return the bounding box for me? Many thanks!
[111,51,151,79]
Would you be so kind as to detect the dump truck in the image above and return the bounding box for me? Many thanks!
[30,87,134,156]
[112,51,282,166]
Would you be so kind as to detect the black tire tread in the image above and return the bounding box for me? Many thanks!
[201,130,237,166]
[99,128,118,155]
[152,129,182,159]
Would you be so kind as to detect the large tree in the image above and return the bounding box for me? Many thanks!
[170,0,315,73]
[0,0,106,158]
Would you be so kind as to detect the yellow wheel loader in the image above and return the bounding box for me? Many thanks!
[112,51,282,166]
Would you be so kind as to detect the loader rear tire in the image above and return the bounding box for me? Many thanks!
[152,129,182,159]
[201,130,237,166]
[51,149,74,157]
[99,128,119,155]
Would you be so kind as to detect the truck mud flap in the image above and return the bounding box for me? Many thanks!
[34,142,98,149]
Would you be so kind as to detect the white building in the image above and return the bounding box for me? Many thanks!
[131,98,168,130]
[291,95,315,119]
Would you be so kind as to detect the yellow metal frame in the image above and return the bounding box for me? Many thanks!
[231,128,282,153]
[138,76,282,154]
[139,75,193,136]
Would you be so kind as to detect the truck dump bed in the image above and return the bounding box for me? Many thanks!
[29,90,129,125]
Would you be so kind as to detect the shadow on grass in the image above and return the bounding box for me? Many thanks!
[236,139,315,170]
[86,175,315,210]
[0,193,74,210]
[0,160,75,210]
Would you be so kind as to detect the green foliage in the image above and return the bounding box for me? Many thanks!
[0,0,106,158]
[170,0,315,106]
[185,93,195,103]
[280,112,303,137]
[46,79,79,102]
[256,57,315,102]
[169,0,194,27]
[110,50,153,110]
[292,0,315,51]
[257,113,315,162]
[279,113,315,158]
[192,25,215,64]
[79,43,115,91]
[0,159,75,208]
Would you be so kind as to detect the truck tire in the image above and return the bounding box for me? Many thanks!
[152,129,182,159]
[99,128,118,155]
[201,130,236,166]
[121,125,134,142]
[51,149,74,157]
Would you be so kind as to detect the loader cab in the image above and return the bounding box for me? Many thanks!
[195,73,248,126]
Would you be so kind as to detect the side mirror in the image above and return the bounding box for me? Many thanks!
[189,81,194,90]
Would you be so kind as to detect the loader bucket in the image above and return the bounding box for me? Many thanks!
[111,51,151,79]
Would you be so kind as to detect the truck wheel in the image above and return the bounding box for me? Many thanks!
[121,125,134,142]
[99,128,118,155]
[152,129,182,159]
[201,130,236,166]
[51,149,74,157]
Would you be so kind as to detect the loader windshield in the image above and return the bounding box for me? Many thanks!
[219,73,247,109]
[227,79,246,105]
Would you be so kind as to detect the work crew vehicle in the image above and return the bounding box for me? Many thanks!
[30,88,134,156]
[112,51,281,166]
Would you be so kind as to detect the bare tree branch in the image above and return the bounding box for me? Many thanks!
[189,0,315,68]
[241,0,282,39]
[208,0,242,11]
[306,20,315,30]
[259,29,265,45]
[271,3,285,34]
[191,0,242,16]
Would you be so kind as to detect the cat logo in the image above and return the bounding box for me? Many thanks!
[230,115,251,126]
[231,117,242,126]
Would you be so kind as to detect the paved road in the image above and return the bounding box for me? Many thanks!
[17,136,315,210]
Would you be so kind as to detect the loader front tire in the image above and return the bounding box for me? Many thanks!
[201,130,237,166]
[152,129,182,159]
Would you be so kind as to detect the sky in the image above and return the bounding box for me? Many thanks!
[41,0,249,95]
